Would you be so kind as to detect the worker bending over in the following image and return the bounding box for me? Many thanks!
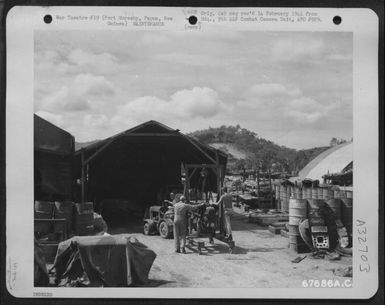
[173,196,204,253]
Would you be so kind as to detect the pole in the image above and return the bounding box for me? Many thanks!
[257,169,260,196]
[268,168,273,207]
[81,151,85,203]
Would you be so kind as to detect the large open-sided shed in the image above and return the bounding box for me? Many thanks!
[73,121,227,218]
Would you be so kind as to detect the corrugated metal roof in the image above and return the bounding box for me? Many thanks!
[298,141,353,181]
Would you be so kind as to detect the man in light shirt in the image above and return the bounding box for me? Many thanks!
[173,196,204,253]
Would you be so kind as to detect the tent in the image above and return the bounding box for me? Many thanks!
[34,114,75,201]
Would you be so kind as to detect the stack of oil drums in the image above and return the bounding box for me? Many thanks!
[34,201,95,236]
[275,185,353,253]
[53,201,74,236]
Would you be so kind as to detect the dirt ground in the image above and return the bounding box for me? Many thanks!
[108,208,352,288]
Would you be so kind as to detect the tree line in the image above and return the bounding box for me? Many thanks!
[189,125,331,175]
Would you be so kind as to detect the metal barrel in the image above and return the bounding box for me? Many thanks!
[279,185,285,212]
[275,185,281,210]
[280,185,289,212]
[279,185,284,200]
[317,188,324,200]
[296,187,303,199]
[311,188,319,199]
[75,202,94,214]
[292,186,301,199]
[54,201,74,234]
[346,190,353,198]
[341,198,353,236]
[334,190,347,199]
[308,199,326,226]
[323,188,334,201]
[288,186,294,198]
[288,224,300,235]
[282,199,289,213]
[275,185,280,200]
[326,198,342,220]
[288,231,306,252]
[34,201,54,232]
[74,202,95,235]
[289,199,308,225]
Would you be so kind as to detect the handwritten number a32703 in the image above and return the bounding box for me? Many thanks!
[357,219,370,272]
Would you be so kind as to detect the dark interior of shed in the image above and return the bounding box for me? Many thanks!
[73,134,226,225]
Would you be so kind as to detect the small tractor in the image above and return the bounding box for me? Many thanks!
[143,205,174,238]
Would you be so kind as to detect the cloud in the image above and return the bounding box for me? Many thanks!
[35,48,119,75]
[35,110,65,127]
[327,53,353,61]
[152,53,227,67]
[272,39,325,62]
[67,49,119,73]
[35,73,117,113]
[84,114,109,128]
[237,83,335,125]
[112,87,225,126]
[139,33,170,46]
[73,73,116,96]
[285,97,335,124]
[245,83,301,100]
[38,86,91,112]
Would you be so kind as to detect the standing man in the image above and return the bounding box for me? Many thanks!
[164,192,176,207]
[173,196,204,253]
[216,187,233,241]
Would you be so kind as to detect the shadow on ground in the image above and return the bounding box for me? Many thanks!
[230,246,287,255]
[135,279,175,287]
[185,240,231,256]
[107,216,144,235]
[230,219,268,231]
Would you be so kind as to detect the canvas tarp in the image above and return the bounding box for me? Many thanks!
[52,234,156,287]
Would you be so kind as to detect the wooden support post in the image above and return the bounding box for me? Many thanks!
[215,151,221,200]
[185,165,190,203]
[188,168,197,181]
[268,169,273,207]
[81,151,85,203]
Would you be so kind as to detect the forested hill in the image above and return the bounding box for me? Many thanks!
[188,125,329,174]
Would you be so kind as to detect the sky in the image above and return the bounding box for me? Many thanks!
[34,30,352,149]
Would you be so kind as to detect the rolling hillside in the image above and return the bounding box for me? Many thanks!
[188,125,329,174]
[74,125,329,175]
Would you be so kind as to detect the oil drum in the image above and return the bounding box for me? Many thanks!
[341,198,353,236]
[34,201,54,233]
[326,198,342,220]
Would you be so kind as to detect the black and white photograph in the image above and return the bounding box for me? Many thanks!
[5,6,379,298]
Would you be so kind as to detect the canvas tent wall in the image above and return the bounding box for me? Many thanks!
[298,142,353,183]
[73,121,227,217]
[34,114,75,201]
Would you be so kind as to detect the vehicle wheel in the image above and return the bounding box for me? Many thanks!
[159,222,172,239]
[143,223,151,235]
